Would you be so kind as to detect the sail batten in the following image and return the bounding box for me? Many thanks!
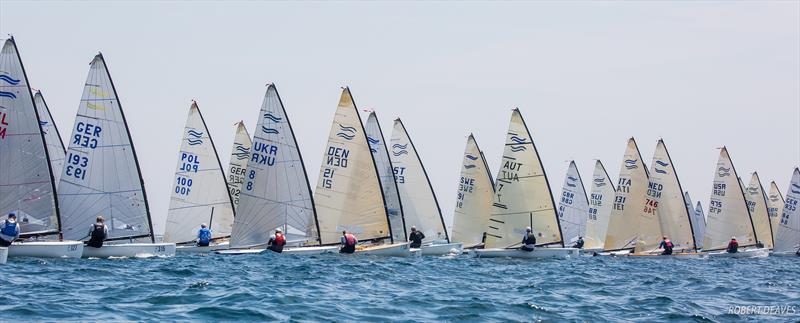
[451,134,496,247]
[365,112,406,243]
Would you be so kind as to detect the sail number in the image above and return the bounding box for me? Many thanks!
[175,176,192,195]
[709,199,723,214]
[322,168,335,189]
[393,167,406,184]
[456,176,475,209]
[65,152,89,180]
[179,153,200,172]
[0,110,8,140]
[72,121,102,149]
[245,170,255,191]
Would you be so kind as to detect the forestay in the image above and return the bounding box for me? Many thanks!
[584,160,616,250]
[557,161,589,243]
[365,112,406,243]
[773,168,799,254]
[227,121,252,211]
[644,140,695,252]
[58,54,154,242]
[164,102,234,244]
[451,134,495,247]
[485,109,562,249]
[231,84,317,248]
[390,118,448,243]
[314,88,389,245]
[744,173,773,248]
[34,91,66,186]
[767,181,785,239]
[0,38,61,238]
[702,148,756,251]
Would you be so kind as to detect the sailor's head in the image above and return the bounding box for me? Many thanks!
[342,230,347,235]
[526,227,532,233]
[662,236,667,240]
[200,223,207,228]
[96,215,105,223]
[578,236,583,239]
[7,212,16,222]
[731,236,737,240]
[275,228,282,233]
[410,226,417,232]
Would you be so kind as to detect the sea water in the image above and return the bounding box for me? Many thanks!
[0,253,798,321]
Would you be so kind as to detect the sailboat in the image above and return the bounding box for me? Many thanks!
[219,84,336,255]
[226,121,252,211]
[772,168,799,257]
[767,181,785,240]
[602,138,656,255]
[451,134,495,249]
[313,88,410,257]
[556,161,589,246]
[365,112,407,243]
[165,102,235,253]
[583,160,616,253]
[744,173,774,249]
[0,37,83,258]
[704,148,768,258]
[34,91,66,185]
[475,109,577,259]
[58,53,174,258]
[684,192,706,250]
[390,118,460,255]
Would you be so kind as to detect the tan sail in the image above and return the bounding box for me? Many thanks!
[584,160,616,250]
[702,148,757,251]
[451,134,495,247]
[766,181,785,239]
[744,173,773,248]
[645,140,695,252]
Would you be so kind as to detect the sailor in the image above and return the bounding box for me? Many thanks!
[520,227,536,252]
[726,236,739,253]
[0,213,20,247]
[658,236,674,255]
[86,216,108,248]
[197,223,212,247]
[408,226,425,248]
[340,230,357,254]
[572,236,585,249]
[267,228,286,253]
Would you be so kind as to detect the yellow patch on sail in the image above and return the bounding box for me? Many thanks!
[87,102,107,111]
[90,87,110,98]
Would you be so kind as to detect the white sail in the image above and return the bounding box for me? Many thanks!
[34,91,66,186]
[231,84,317,248]
[685,192,706,249]
[603,138,656,252]
[774,168,799,254]
[0,38,60,237]
[702,148,756,251]
[744,173,773,248]
[226,121,252,211]
[164,102,235,244]
[584,160,616,250]
[644,140,695,251]
[767,181,785,239]
[556,161,589,243]
[314,88,389,244]
[485,109,562,249]
[58,53,153,242]
[365,112,406,242]
[390,118,448,243]
[451,134,495,247]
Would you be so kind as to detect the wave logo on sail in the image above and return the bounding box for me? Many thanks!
[509,145,526,152]
[654,161,669,174]
[392,143,408,156]
[624,159,638,169]
[187,130,204,145]
[464,164,476,169]
[566,176,578,187]
[366,136,380,152]
[510,135,527,144]
[39,121,49,134]
[718,167,731,177]
[790,183,800,195]
[746,186,759,195]
[336,124,356,141]
[0,91,17,99]
[87,102,106,111]
[465,154,479,161]
[233,145,249,160]
[264,112,282,123]
[769,194,780,202]
[261,126,279,134]
[594,177,606,187]
[0,75,20,85]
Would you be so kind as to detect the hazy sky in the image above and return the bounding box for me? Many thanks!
[2,1,798,236]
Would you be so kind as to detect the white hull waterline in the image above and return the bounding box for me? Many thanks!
[418,242,463,256]
[354,243,412,257]
[473,247,579,259]
[283,246,338,255]
[215,248,265,255]
[176,241,230,253]
[771,251,799,257]
[707,248,770,259]
[0,247,7,264]
[82,243,176,258]
[9,241,84,258]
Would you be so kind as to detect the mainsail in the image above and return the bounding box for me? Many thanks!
[603,138,655,252]
[773,168,799,254]
[644,140,695,251]
[767,181,785,239]
[390,118,448,243]
[702,147,757,251]
[485,109,563,248]
[365,112,406,242]
[451,134,496,247]
[685,192,706,249]
[231,84,317,248]
[744,173,774,248]
[0,37,61,238]
[584,160,616,250]
[164,102,235,244]
[557,161,589,243]
[58,53,154,242]
[226,121,252,211]
[34,91,66,186]
[314,88,390,244]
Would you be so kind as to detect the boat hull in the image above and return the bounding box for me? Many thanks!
[578,247,604,256]
[420,242,462,256]
[215,248,265,255]
[0,247,7,264]
[8,241,84,258]
[771,251,800,257]
[474,247,579,259]
[355,243,411,257]
[82,243,176,258]
[282,246,338,255]
[708,248,770,259]
[176,241,230,253]
[628,252,705,259]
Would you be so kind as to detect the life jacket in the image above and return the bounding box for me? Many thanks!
[665,240,674,249]
[523,233,536,246]
[344,233,356,246]
[1,220,18,237]
[198,228,212,244]
[88,223,106,246]
[274,233,286,246]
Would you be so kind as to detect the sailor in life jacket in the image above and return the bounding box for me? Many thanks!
[267,228,287,253]
[659,236,674,255]
[340,230,358,254]
[197,223,212,247]
[520,227,536,252]
[86,216,109,248]
[0,212,21,247]
[726,236,739,253]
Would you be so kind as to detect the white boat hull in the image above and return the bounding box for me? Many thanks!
[708,248,770,259]
[593,249,633,257]
[8,241,84,258]
[355,243,411,257]
[474,247,579,259]
[82,243,176,258]
[176,241,230,253]
[578,247,604,256]
[0,247,7,264]
[215,248,265,255]
[282,246,338,255]
[420,242,462,256]
[771,251,800,257]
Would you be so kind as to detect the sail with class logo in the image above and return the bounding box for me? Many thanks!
[226,121,252,211]
[58,53,155,242]
[231,84,318,248]
[314,88,390,244]
[773,168,799,255]
[365,111,406,242]
[34,91,66,186]
[0,38,61,238]
[766,181,784,241]
[702,147,757,251]
[485,108,563,249]
[557,161,589,243]
[164,102,235,244]
[584,160,615,250]
[390,118,448,244]
[451,134,495,248]
[744,173,774,248]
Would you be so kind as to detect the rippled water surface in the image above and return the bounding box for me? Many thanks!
[1,253,799,321]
